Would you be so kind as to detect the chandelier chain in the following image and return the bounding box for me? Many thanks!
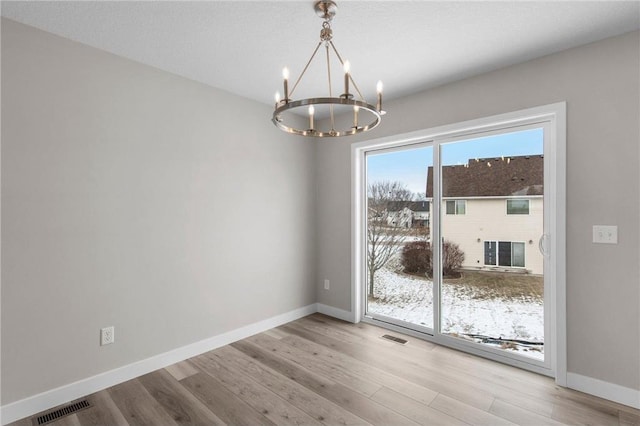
[320,20,333,42]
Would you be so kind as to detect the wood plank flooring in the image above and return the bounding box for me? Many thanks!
[11,314,640,426]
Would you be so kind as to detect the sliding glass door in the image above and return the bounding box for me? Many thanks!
[361,117,557,373]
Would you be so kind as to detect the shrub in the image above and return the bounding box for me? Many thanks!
[401,241,432,275]
[401,239,465,278]
[442,240,465,277]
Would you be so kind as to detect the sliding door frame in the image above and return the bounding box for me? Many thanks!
[351,102,566,383]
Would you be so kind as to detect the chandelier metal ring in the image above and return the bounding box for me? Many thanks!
[272,97,381,137]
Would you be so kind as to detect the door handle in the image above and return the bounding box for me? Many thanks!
[538,234,548,256]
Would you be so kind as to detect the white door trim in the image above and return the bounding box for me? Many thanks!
[351,102,566,383]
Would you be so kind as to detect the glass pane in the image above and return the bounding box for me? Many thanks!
[446,200,455,214]
[498,241,512,266]
[439,128,544,361]
[366,145,434,330]
[507,199,529,214]
[512,242,525,267]
[484,241,496,265]
[457,200,466,215]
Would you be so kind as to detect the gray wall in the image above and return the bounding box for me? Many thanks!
[1,19,317,404]
[316,31,640,390]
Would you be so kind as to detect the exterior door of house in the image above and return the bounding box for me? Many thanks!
[359,104,564,377]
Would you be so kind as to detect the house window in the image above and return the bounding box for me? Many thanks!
[507,199,530,215]
[484,241,525,267]
[445,200,466,215]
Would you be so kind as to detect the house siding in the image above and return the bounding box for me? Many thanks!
[440,197,543,274]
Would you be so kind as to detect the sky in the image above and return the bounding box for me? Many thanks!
[367,128,544,194]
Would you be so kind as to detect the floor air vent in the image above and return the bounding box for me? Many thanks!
[36,400,91,425]
[381,334,408,344]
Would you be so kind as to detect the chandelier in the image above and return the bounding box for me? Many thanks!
[272,1,385,137]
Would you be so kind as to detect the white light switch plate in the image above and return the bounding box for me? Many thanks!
[593,225,618,244]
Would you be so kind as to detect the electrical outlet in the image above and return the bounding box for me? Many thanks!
[101,326,115,346]
[324,279,330,290]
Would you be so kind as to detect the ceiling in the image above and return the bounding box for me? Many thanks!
[2,1,639,110]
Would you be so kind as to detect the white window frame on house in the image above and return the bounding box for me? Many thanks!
[445,199,466,215]
[506,198,530,215]
[351,102,566,383]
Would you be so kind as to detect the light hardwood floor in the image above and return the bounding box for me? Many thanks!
[11,314,640,426]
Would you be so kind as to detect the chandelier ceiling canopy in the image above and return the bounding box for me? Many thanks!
[272,1,385,138]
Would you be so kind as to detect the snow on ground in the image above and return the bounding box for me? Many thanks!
[368,267,544,360]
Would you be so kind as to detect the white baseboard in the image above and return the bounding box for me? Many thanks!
[567,372,640,409]
[0,304,317,425]
[316,303,356,323]
[13,304,637,423]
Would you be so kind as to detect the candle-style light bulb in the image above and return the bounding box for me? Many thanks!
[353,105,359,128]
[308,105,315,130]
[376,80,383,112]
[274,91,281,107]
[343,61,351,97]
[282,67,290,101]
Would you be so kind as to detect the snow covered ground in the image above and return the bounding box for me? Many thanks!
[368,267,544,360]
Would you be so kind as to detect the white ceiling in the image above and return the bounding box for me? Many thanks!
[2,1,639,109]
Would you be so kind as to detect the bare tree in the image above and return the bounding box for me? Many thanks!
[414,192,428,201]
[367,181,413,297]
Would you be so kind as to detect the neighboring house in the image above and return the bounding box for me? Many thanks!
[409,201,430,228]
[427,155,543,275]
[385,201,431,229]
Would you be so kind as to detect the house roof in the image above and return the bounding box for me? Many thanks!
[384,200,430,212]
[426,155,543,198]
[410,201,430,212]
